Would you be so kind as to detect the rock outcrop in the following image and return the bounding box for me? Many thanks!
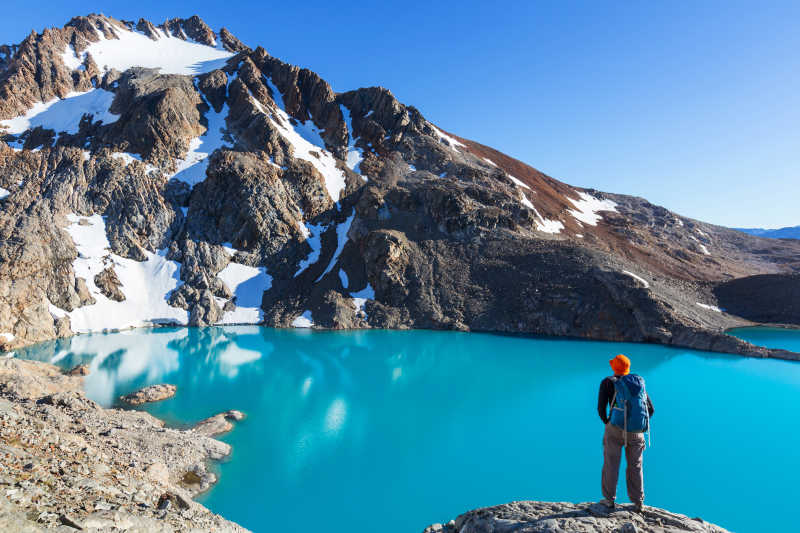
[0,357,248,532]
[0,13,798,360]
[119,383,177,405]
[425,501,730,533]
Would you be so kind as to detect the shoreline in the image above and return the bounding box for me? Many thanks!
[0,357,250,532]
[6,321,800,363]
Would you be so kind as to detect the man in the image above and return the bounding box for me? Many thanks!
[598,354,654,512]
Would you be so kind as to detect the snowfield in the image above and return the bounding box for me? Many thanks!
[567,191,618,226]
[0,89,119,135]
[72,22,233,75]
[216,251,272,324]
[56,214,189,332]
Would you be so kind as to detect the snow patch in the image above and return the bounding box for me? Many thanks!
[0,89,119,136]
[567,191,617,226]
[261,77,347,202]
[350,284,375,317]
[622,270,650,289]
[80,22,233,75]
[292,310,314,328]
[0,332,14,343]
[696,302,722,313]
[111,152,158,173]
[483,157,497,167]
[57,214,188,333]
[508,175,531,190]
[316,212,355,282]
[340,105,364,175]
[169,83,230,188]
[216,255,272,324]
[430,124,465,150]
[61,45,87,70]
[0,188,9,199]
[294,221,326,277]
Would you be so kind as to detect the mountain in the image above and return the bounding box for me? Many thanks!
[735,226,800,240]
[0,14,799,358]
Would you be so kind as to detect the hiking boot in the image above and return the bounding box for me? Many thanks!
[633,502,644,513]
[599,498,615,510]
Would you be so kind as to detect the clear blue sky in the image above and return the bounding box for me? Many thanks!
[2,1,798,228]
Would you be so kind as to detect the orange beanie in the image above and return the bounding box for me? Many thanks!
[609,354,630,375]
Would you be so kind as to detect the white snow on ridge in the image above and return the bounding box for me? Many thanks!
[216,254,272,325]
[74,23,233,75]
[622,270,650,289]
[483,157,497,167]
[508,175,531,190]
[0,89,119,136]
[292,310,314,328]
[430,124,465,150]
[696,302,722,313]
[59,214,188,333]
[567,191,618,226]
[0,188,10,199]
[259,77,347,202]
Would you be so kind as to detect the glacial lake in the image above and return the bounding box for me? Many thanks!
[13,326,800,533]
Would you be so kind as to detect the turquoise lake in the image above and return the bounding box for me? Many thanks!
[14,326,800,533]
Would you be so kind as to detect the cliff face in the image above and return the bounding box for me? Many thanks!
[0,14,798,357]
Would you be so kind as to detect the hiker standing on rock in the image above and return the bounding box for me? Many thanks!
[598,354,654,512]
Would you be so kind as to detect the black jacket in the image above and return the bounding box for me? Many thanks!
[597,375,654,424]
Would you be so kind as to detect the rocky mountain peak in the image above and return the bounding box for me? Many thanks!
[0,13,798,359]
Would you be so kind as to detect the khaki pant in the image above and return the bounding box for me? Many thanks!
[601,423,645,504]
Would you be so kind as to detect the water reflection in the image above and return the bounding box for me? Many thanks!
[19,327,794,533]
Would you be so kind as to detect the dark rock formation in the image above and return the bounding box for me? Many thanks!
[714,274,800,325]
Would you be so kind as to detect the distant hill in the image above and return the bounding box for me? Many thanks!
[736,226,800,239]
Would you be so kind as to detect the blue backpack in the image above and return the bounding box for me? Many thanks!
[609,374,650,434]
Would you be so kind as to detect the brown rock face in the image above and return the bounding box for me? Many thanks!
[94,267,125,301]
[0,13,798,360]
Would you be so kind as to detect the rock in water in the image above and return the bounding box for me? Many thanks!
[191,410,245,437]
[119,384,177,405]
[424,501,730,533]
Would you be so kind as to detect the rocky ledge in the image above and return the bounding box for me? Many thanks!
[424,501,729,533]
[0,357,248,532]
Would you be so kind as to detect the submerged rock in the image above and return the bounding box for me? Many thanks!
[119,383,177,405]
[424,501,730,533]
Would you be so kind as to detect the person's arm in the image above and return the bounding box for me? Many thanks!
[647,394,654,417]
[597,378,611,424]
